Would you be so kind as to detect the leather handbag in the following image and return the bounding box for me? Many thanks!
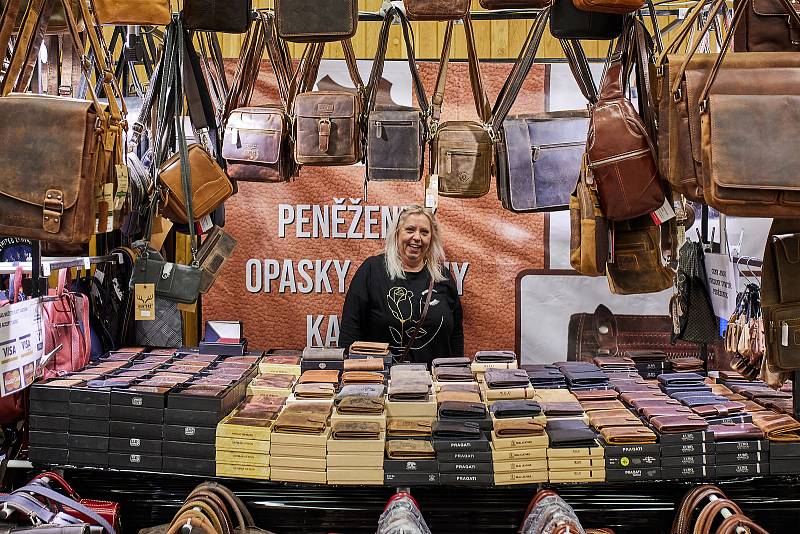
[573,0,644,14]
[405,0,470,21]
[734,0,800,51]
[606,216,673,295]
[275,0,356,42]
[93,0,172,25]
[183,0,252,33]
[223,11,295,182]
[429,16,493,199]
[131,253,202,305]
[550,0,624,39]
[365,7,428,183]
[670,241,719,344]
[42,269,91,379]
[570,154,608,276]
[292,39,364,166]
[31,473,121,534]
[494,24,595,212]
[480,0,550,8]
[196,225,237,294]
[587,20,665,222]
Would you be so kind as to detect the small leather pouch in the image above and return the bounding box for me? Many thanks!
[573,390,619,402]
[581,400,627,413]
[131,255,202,305]
[293,383,335,399]
[484,369,530,389]
[437,390,482,404]
[273,405,329,434]
[600,426,657,445]
[546,419,598,447]
[341,371,385,385]
[331,420,382,440]
[298,370,340,384]
[196,225,237,294]
[385,440,435,459]
[349,341,390,357]
[710,422,765,441]
[344,358,384,371]
[387,381,430,401]
[474,350,517,363]
[387,418,434,438]
[650,414,709,433]
[432,420,483,440]
[494,419,545,438]
[490,400,542,419]
[432,357,472,368]
[433,367,474,382]
[752,412,800,441]
[438,401,487,420]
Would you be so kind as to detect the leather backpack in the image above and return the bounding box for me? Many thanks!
[292,39,365,166]
[183,0,252,33]
[405,0,470,20]
[365,6,428,184]
[550,0,625,39]
[429,15,493,199]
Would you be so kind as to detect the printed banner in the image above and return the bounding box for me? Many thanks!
[0,297,43,397]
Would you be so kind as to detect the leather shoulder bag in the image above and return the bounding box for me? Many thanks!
[550,0,624,39]
[573,0,644,14]
[429,15,493,199]
[365,6,428,184]
[292,39,365,166]
[183,0,252,33]
[93,0,172,25]
[605,215,673,295]
[734,0,800,51]
[222,10,295,182]
[405,0,470,21]
[570,153,608,277]
[275,0,357,42]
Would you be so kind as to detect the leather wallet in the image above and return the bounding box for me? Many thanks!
[490,400,542,419]
[742,400,768,413]
[641,404,693,418]
[600,425,657,445]
[546,419,597,447]
[298,370,340,384]
[670,357,704,371]
[250,374,296,389]
[650,414,709,433]
[587,409,635,423]
[432,357,471,368]
[385,439,435,459]
[387,381,430,401]
[752,412,800,441]
[335,384,385,413]
[676,395,731,408]
[348,341,390,356]
[691,401,745,418]
[302,347,345,361]
[438,401,487,419]
[331,420,382,440]
[387,418,434,437]
[620,391,669,404]
[580,400,627,413]
[661,385,712,396]
[294,383,336,399]
[432,420,483,440]
[437,389,481,403]
[764,398,795,414]
[709,422,765,441]
[484,369,530,389]
[341,371,385,385]
[344,358,384,371]
[493,418,545,437]
[263,354,301,365]
[592,355,635,368]
[474,350,516,363]
[589,414,642,429]
[544,401,584,417]
[433,366,474,382]
[439,383,481,394]
[657,373,705,386]
[562,370,609,386]
[273,405,329,434]
[573,389,619,401]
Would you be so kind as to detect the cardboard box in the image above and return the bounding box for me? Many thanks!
[217,463,270,480]
[259,362,302,376]
[29,431,68,448]
[383,472,439,486]
[715,440,769,454]
[109,421,163,440]
[493,470,548,485]
[481,387,535,402]
[661,443,715,457]
[163,456,215,476]
[661,465,716,479]
[328,453,384,468]
[491,445,547,462]
[30,415,69,432]
[605,467,661,481]
[284,396,335,408]
[163,424,216,444]
[660,455,712,468]
[490,433,548,450]
[216,416,273,442]
[716,463,768,477]
[438,451,492,463]
[471,361,517,373]
[439,473,494,485]
[384,459,439,474]
[70,449,108,467]
[327,468,383,485]
[386,398,437,418]
[330,412,386,431]
[108,452,162,472]
[599,442,660,457]
[547,445,604,459]
[69,418,110,436]
[548,469,605,483]
[768,458,800,474]
[271,427,330,448]
[68,403,109,420]
[490,414,547,427]
[605,454,660,469]
[301,360,344,373]
[548,458,604,470]
[216,449,270,466]
[111,405,164,424]
[438,461,493,474]
[716,452,766,465]
[433,437,490,453]
[108,437,162,455]
[327,435,385,453]
[493,459,548,473]
[270,455,326,470]
[270,443,327,459]
[658,431,713,445]
[68,435,109,452]
[271,467,327,484]
[248,386,292,398]
[28,446,68,464]
[769,442,800,458]
[216,436,270,454]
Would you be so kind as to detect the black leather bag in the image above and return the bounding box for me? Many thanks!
[275,0,357,42]
[550,0,625,39]
[183,0,253,33]
[131,253,202,305]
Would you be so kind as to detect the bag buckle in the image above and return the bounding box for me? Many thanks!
[42,189,65,234]
[672,88,683,102]
[318,118,331,152]
[58,85,72,97]
[161,263,174,280]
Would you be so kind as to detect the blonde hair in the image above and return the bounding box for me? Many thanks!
[384,205,447,283]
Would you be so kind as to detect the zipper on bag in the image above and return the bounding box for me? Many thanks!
[532,141,584,161]
[588,148,651,168]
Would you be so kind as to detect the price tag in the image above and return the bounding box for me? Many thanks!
[650,198,677,225]
[114,164,129,210]
[199,215,213,233]
[425,174,439,211]
[134,283,155,321]
[42,262,51,277]
[782,322,789,347]
[83,257,91,270]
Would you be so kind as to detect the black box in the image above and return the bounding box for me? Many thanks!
[163,424,217,444]
[658,431,714,445]
[68,435,109,452]
[110,404,164,424]
[605,467,662,481]
[635,361,669,372]
[769,458,800,474]
[301,360,345,373]
[661,454,712,468]
[705,414,753,425]
[439,473,493,485]
[69,402,110,420]
[661,442,715,457]
[637,370,661,380]
[108,452,163,472]
[605,454,660,469]
[769,442,800,458]
[384,472,440,485]
[29,446,68,464]
[716,463,769,477]
[717,451,766,465]
[29,400,69,416]
[163,456,215,476]
[438,461,493,474]
[433,437,490,453]
[163,440,215,460]
[29,431,68,448]
[199,341,247,356]
[383,459,439,474]
[30,383,71,403]
[661,465,716,479]
[163,408,220,427]
[600,443,660,457]
[438,451,492,463]
[715,440,769,454]
[70,418,110,436]
[70,449,108,467]
[109,421,163,440]
[111,389,167,409]
[30,415,69,432]
[109,437,162,455]
[70,388,110,406]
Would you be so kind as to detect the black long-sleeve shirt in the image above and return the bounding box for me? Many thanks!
[339,254,464,366]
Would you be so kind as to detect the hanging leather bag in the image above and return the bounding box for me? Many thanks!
[405,0,470,21]
[222,11,295,182]
[606,216,673,295]
[93,0,172,25]
[183,0,252,33]
[429,15,493,199]
[669,241,719,344]
[292,39,365,166]
[762,220,800,375]
[365,6,428,183]
[570,154,608,276]
[480,0,550,8]
[43,269,91,379]
[587,19,665,221]
[550,0,624,39]
[275,0,357,42]
[734,0,800,51]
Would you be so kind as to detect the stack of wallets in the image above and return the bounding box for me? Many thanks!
[200,320,247,356]
[259,349,302,376]
[347,341,392,368]
[327,419,385,485]
[556,362,610,391]
[343,354,386,384]
[522,364,566,389]
[301,346,345,372]
[626,351,671,380]
[331,384,387,433]
[292,369,340,401]
[480,368,534,403]
[537,389,587,424]
[489,401,548,485]
[769,440,800,475]
[753,410,800,474]
[384,417,438,486]
[215,395,285,479]
[471,350,518,376]
[546,419,605,482]
[248,372,297,397]
[433,420,492,485]
[432,357,475,391]
[708,422,769,477]
[670,357,705,375]
[386,365,435,418]
[270,403,331,483]
[437,383,489,430]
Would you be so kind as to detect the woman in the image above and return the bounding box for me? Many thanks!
[339,205,464,366]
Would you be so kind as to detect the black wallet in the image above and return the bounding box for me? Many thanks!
[657,373,705,386]
[432,420,483,440]
[546,419,598,447]
[431,357,472,368]
[438,401,487,420]
[474,351,516,363]
[490,400,542,419]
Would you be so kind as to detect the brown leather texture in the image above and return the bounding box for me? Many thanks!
[734,0,800,52]
[183,0,252,33]
[341,371,385,385]
[294,91,362,165]
[405,0,470,20]
[606,216,673,295]
[385,439,435,459]
[480,0,550,8]
[223,107,291,182]
[437,390,481,404]
[599,425,657,444]
[336,395,385,414]
[386,417,434,437]
[93,0,171,25]
[343,358,384,371]
[493,418,545,437]
[751,411,800,441]
[349,341,390,355]
[298,370,340,384]
[331,420,381,440]
[0,94,98,244]
[433,122,493,198]
[570,155,608,277]
[293,383,335,398]
[709,422,765,441]
[650,414,709,433]
[275,0,357,42]
[572,0,643,13]
[159,144,233,225]
[273,404,330,433]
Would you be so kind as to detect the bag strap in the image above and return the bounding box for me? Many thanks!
[1,0,54,94]
[0,0,23,63]
[561,39,598,105]
[631,17,658,139]
[400,277,435,363]
[654,0,716,70]
[190,483,255,530]
[716,515,770,534]
[11,485,116,534]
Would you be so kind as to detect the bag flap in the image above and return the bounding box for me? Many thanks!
[710,94,800,190]
[223,108,285,165]
[226,107,286,131]
[523,112,589,146]
[0,95,95,211]
[296,92,357,119]
[773,233,800,264]
[753,0,800,16]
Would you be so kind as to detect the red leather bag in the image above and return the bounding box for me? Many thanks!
[42,269,90,378]
[32,471,121,533]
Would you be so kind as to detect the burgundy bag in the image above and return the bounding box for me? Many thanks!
[42,269,90,379]
[32,472,121,534]
[0,267,26,425]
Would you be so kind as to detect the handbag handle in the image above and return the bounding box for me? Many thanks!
[399,277,435,363]
[670,485,726,534]
[13,485,116,534]
[716,514,770,534]
[295,39,364,101]
[188,483,254,531]
[560,39,598,105]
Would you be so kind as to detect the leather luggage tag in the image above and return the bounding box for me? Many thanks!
[135,283,155,321]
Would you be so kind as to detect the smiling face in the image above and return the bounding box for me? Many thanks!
[397,213,432,271]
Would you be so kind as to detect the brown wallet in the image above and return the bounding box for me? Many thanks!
[600,426,658,445]
[580,400,627,413]
[620,391,669,404]
[388,381,430,401]
[631,398,683,413]
[433,367,474,382]
[344,358,385,371]
[590,414,643,430]
[439,383,481,394]
[294,383,336,398]
[691,401,745,418]
[573,389,620,402]
[493,419,545,438]
[250,373,296,389]
[336,395,385,415]
[387,418,434,437]
[298,370,341,384]
[650,414,709,433]
[385,439,435,459]
[331,420,382,440]
[341,371,385,385]
[709,422,765,441]
[437,390,482,404]
[273,406,329,434]
[349,341,390,356]
[752,412,800,441]
[641,405,693,419]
